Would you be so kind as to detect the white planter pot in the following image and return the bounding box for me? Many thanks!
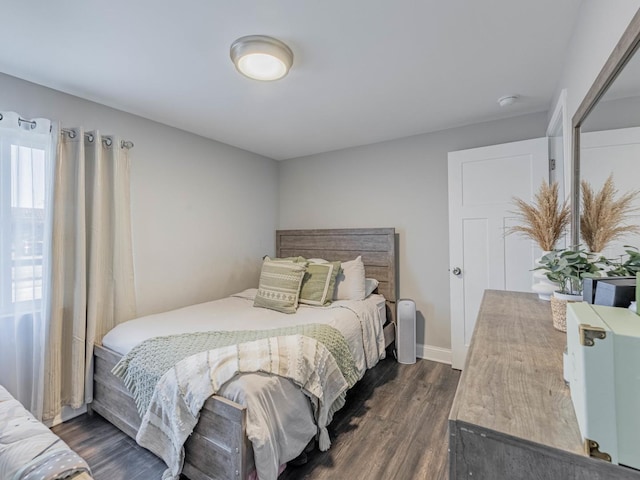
[553,291,583,302]
[532,251,556,301]
[532,272,557,301]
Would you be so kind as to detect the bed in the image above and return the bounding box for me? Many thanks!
[91,228,398,480]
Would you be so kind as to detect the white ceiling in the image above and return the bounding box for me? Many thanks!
[2,0,583,160]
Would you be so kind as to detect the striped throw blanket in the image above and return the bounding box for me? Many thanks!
[135,334,351,480]
[112,323,359,416]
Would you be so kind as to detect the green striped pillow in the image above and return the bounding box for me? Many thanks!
[299,261,342,306]
[254,259,308,314]
[264,255,306,263]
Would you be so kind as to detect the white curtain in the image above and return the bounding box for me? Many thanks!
[43,128,136,422]
[0,112,55,420]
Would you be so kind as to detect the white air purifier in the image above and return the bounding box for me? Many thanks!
[397,299,416,364]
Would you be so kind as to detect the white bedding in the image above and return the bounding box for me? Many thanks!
[101,288,387,480]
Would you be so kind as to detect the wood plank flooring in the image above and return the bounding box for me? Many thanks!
[53,356,460,480]
[52,409,170,480]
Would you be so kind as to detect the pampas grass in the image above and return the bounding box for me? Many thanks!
[580,174,640,253]
[508,181,570,251]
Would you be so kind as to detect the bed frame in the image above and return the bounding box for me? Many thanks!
[91,228,398,480]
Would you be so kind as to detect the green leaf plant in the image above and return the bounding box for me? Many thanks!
[600,246,640,277]
[535,247,605,295]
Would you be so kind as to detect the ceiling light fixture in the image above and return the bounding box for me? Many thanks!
[497,95,519,107]
[230,35,294,81]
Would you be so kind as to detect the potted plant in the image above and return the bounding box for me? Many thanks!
[620,247,640,276]
[600,246,640,277]
[536,247,604,331]
[507,181,571,300]
[538,248,603,295]
[580,174,639,254]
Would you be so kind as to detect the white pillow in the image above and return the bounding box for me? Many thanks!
[334,256,366,301]
[365,278,379,297]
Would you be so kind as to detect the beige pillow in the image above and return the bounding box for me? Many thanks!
[254,259,307,314]
[299,261,342,306]
[334,256,366,301]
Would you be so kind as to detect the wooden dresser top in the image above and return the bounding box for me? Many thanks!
[448,289,584,455]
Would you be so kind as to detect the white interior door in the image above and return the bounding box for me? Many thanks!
[448,138,548,369]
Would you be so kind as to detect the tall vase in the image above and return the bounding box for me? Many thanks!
[532,251,556,301]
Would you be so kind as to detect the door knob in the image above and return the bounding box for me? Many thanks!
[452,267,462,276]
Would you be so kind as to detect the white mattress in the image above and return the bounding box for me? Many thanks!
[101,288,388,480]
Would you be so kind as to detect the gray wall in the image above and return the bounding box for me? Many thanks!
[0,72,279,317]
[582,96,640,132]
[278,112,548,356]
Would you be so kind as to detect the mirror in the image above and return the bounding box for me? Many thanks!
[572,10,640,256]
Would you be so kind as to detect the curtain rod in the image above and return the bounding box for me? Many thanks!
[61,128,134,150]
[0,113,37,129]
[1,114,134,149]
[0,114,134,149]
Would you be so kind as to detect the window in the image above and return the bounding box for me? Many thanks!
[0,133,51,315]
[0,114,54,417]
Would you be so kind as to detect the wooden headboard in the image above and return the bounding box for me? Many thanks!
[276,228,398,306]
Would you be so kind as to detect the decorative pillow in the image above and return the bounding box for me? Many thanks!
[264,255,306,263]
[334,256,366,301]
[254,259,307,314]
[365,278,379,297]
[299,261,342,306]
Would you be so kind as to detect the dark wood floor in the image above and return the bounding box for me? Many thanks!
[52,409,169,480]
[53,356,460,480]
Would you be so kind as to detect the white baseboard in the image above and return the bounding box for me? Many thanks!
[417,344,452,365]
